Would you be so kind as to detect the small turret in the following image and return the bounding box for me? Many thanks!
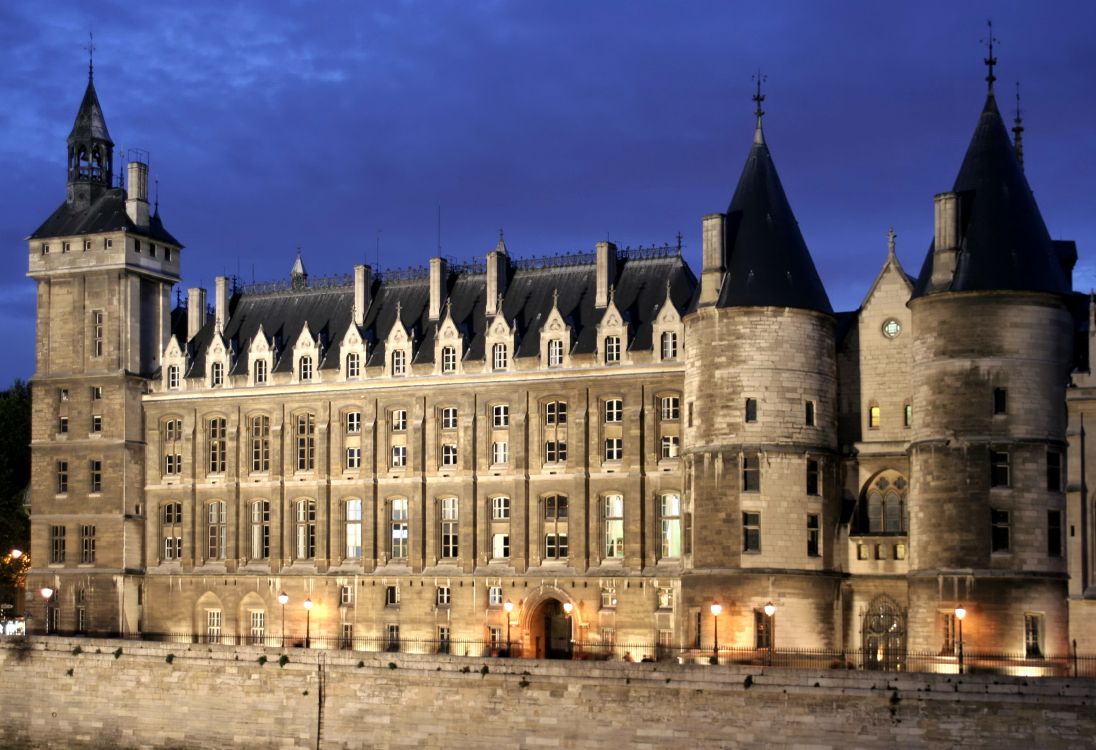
[66,65,114,209]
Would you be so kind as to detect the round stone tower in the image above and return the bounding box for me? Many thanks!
[907,84,1073,656]
[683,93,840,650]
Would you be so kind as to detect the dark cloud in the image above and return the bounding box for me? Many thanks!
[2,1,1094,385]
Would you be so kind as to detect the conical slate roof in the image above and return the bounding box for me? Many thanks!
[716,124,832,314]
[912,94,1068,297]
[68,75,113,145]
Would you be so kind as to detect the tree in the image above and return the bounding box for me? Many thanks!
[0,380,30,585]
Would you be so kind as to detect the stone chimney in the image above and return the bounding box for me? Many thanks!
[214,276,229,334]
[429,257,448,321]
[595,241,617,309]
[125,161,150,228]
[187,287,207,342]
[486,236,509,317]
[931,192,960,288]
[353,264,372,328]
[699,213,726,306]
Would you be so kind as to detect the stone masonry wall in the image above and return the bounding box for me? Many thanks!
[1,638,1093,749]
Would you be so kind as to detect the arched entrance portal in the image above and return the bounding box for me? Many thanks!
[862,595,906,671]
[528,599,573,659]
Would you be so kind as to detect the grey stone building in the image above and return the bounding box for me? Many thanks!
[25,59,1094,664]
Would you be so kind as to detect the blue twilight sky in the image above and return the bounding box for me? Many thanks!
[2,1,1095,387]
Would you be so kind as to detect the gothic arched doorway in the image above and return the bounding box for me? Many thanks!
[528,599,573,659]
[862,594,906,671]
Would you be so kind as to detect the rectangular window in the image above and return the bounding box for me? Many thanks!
[346,411,361,434]
[743,511,761,553]
[206,610,222,644]
[857,543,869,560]
[440,498,459,558]
[390,499,409,559]
[438,626,452,653]
[492,533,510,559]
[806,459,819,496]
[603,494,624,559]
[1047,510,1062,557]
[488,586,503,606]
[660,493,681,558]
[167,365,180,389]
[50,525,66,563]
[904,404,912,428]
[545,401,567,425]
[90,386,102,401]
[207,502,227,560]
[868,405,880,429]
[991,508,1010,553]
[661,331,678,360]
[386,624,400,651]
[544,533,568,559]
[545,440,567,463]
[56,461,68,493]
[441,407,458,429]
[660,396,680,421]
[1024,614,1043,658]
[993,387,1008,415]
[92,311,104,358]
[492,404,509,428]
[600,587,617,609]
[604,398,623,422]
[59,416,68,433]
[441,346,457,373]
[436,586,451,606]
[441,444,458,467]
[346,447,361,469]
[661,435,680,459]
[250,501,270,559]
[657,587,674,610]
[805,401,815,427]
[80,525,96,564]
[90,415,102,433]
[254,359,267,384]
[491,441,508,464]
[249,611,265,645]
[385,585,400,607]
[990,450,1010,487]
[548,339,564,367]
[604,335,620,364]
[1047,449,1063,492]
[345,499,362,559]
[336,585,352,606]
[391,445,407,468]
[296,413,315,471]
[208,418,226,474]
[392,350,406,375]
[391,409,407,431]
[59,388,68,402]
[251,416,270,473]
[493,343,508,371]
[745,398,758,423]
[346,352,360,378]
[211,361,224,387]
[89,459,102,493]
[742,454,760,492]
[604,438,622,461]
[894,543,907,560]
[806,514,820,557]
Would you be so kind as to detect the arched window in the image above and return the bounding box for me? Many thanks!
[250,500,270,559]
[295,499,316,559]
[492,343,508,371]
[207,501,226,559]
[864,473,908,534]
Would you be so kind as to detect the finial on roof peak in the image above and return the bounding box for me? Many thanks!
[86,32,96,81]
[552,288,559,308]
[752,71,767,145]
[495,227,508,255]
[1012,80,1025,171]
[887,228,897,259]
[608,284,615,307]
[981,19,998,92]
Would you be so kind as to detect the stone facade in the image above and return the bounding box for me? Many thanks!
[24,68,1095,666]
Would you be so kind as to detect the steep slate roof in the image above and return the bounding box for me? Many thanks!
[912,94,1069,298]
[716,123,833,314]
[29,188,181,245]
[180,250,695,378]
[69,76,113,144]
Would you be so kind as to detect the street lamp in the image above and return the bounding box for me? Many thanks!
[277,591,289,647]
[40,587,55,635]
[763,601,776,666]
[303,598,313,649]
[954,605,966,674]
[10,549,22,560]
[503,599,514,656]
[710,602,722,664]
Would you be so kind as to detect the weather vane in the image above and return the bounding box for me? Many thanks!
[752,70,766,121]
[981,19,998,91]
[86,32,96,79]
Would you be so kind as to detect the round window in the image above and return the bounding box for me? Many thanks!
[882,319,902,339]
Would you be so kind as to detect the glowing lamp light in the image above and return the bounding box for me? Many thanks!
[954,605,966,621]
[277,591,289,606]
[710,602,722,617]
[303,598,313,611]
[562,602,573,615]
[503,599,514,613]
[10,549,23,559]
[763,601,776,617]
[40,587,54,600]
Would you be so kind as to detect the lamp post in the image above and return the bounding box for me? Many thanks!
[277,591,289,647]
[503,599,514,656]
[710,602,722,664]
[41,586,55,635]
[303,598,313,649]
[954,605,966,675]
[763,601,776,666]
[562,601,574,658]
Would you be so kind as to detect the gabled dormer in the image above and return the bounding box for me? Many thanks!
[248,325,273,386]
[206,332,231,389]
[595,289,629,366]
[340,323,367,381]
[293,322,320,384]
[484,300,515,372]
[434,300,464,375]
[539,291,572,369]
[161,336,187,392]
[651,281,684,362]
[385,303,414,377]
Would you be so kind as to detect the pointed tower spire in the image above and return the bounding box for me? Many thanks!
[1012,81,1025,171]
[290,250,308,290]
[67,47,115,209]
[982,19,998,93]
[87,32,95,80]
[495,227,508,255]
[716,78,832,314]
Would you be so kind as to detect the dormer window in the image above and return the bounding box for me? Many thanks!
[493,343,508,371]
[299,356,313,382]
[346,352,360,379]
[254,359,267,385]
[167,365,179,390]
[392,350,406,376]
[604,336,620,364]
[441,346,457,373]
[661,331,678,360]
[548,340,563,368]
[211,362,224,388]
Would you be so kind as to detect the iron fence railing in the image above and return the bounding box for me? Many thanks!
[31,631,1090,677]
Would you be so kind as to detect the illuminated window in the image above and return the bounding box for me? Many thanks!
[868,405,880,429]
[603,494,624,558]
